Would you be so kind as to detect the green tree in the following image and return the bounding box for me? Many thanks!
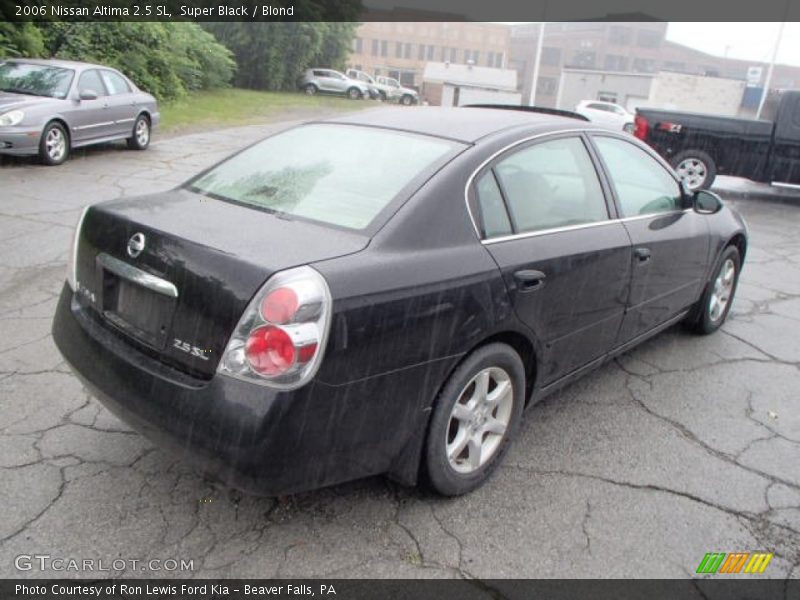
[0,22,45,58]
[204,22,356,92]
[1,21,234,100]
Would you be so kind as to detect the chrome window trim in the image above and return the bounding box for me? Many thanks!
[481,209,692,246]
[464,128,591,241]
[464,128,688,243]
[97,252,179,298]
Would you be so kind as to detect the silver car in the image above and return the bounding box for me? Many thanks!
[0,58,159,165]
[297,69,370,100]
[346,69,419,105]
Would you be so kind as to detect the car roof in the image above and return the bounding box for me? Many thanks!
[2,57,106,70]
[321,106,598,143]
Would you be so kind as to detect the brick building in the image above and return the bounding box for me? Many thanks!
[349,22,510,90]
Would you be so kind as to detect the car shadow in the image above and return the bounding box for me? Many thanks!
[1,141,133,168]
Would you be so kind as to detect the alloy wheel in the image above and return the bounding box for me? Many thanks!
[709,258,736,322]
[46,128,66,162]
[445,367,514,474]
[676,157,708,190]
[135,119,150,147]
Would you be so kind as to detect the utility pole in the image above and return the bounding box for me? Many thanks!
[756,21,787,119]
[528,22,545,106]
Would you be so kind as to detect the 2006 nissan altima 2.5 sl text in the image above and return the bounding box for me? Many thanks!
[52,106,748,496]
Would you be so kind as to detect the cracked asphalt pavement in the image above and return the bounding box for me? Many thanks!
[0,115,799,580]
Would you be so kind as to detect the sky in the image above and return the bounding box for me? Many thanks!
[665,22,800,67]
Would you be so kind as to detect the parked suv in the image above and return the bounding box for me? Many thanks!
[375,76,419,106]
[344,69,381,100]
[297,69,370,100]
[346,70,418,105]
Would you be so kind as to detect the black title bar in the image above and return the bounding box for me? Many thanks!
[2,579,799,600]
[3,0,800,21]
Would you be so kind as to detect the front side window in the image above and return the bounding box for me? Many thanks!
[78,69,107,96]
[0,62,74,99]
[592,136,682,217]
[491,137,608,234]
[189,124,462,231]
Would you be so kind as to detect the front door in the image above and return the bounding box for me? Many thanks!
[69,69,113,143]
[474,134,632,384]
[589,134,710,345]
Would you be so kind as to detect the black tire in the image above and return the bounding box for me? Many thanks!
[39,121,69,166]
[304,84,318,96]
[378,91,387,102]
[126,114,151,151]
[670,149,717,190]
[424,343,525,496]
[347,87,362,100]
[401,94,413,106]
[686,245,741,335]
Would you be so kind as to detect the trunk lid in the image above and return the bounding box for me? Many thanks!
[74,189,368,379]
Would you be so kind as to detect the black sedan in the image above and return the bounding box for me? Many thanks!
[52,107,748,496]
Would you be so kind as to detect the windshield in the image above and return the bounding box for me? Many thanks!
[0,62,75,98]
[188,124,462,230]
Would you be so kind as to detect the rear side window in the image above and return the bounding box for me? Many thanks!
[78,69,106,96]
[189,124,462,230]
[101,70,131,95]
[492,137,608,234]
[475,172,512,238]
[593,136,682,217]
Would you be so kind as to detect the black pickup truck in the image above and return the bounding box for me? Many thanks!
[634,90,800,190]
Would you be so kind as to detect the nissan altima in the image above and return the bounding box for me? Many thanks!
[52,107,747,496]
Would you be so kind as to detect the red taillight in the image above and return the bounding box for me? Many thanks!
[245,325,296,376]
[260,287,299,324]
[219,266,332,390]
[634,115,649,140]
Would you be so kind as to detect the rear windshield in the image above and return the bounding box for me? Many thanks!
[188,124,462,230]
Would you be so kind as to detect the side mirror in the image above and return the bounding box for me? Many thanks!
[693,190,723,214]
[79,89,98,101]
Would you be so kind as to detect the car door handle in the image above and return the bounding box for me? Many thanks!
[634,247,652,263]
[513,269,546,291]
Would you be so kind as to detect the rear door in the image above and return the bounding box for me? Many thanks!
[589,134,710,345]
[474,134,632,384]
[99,70,139,138]
[313,70,334,92]
[322,70,346,93]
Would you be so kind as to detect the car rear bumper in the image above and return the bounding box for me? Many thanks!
[0,127,41,156]
[52,284,449,495]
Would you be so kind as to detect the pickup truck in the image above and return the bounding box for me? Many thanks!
[634,90,800,190]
